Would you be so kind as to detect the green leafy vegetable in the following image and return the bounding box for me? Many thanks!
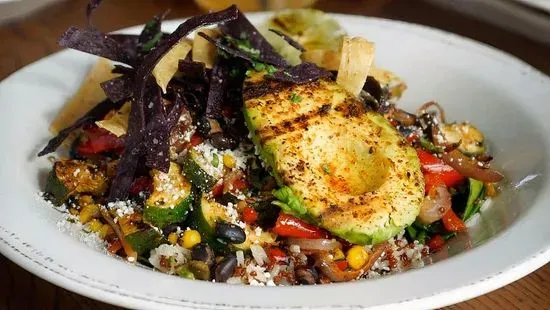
[419,137,443,153]
[462,178,485,221]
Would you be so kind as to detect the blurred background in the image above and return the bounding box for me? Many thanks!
[0,0,549,309]
[0,0,549,81]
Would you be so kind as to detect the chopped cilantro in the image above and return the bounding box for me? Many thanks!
[266,64,277,75]
[253,62,265,72]
[322,164,331,175]
[211,154,219,168]
[141,32,163,52]
[290,93,302,103]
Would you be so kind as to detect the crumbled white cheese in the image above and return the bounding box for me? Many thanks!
[149,244,191,274]
[107,200,137,219]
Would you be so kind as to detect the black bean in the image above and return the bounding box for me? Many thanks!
[215,255,237,283]
[209,132,238,150]
[191,243,215,267]
[195,116,211,136]
[162,223,183,236]
[296,267,318,285]
[215,222,246,244]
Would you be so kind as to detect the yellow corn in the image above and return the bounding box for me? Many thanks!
[223,154,236,169]
[346,245,369,270]
[98,224,114,239]
[79,203,100,224]
[168,232,179,245]
[333,248,345,261]
[180,230,201,249]
[87,219,103,233]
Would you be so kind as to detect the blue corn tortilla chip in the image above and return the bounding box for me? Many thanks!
[269,62,332,84]
[220,11,287,67]
[86,0,103,28]
[58,27,133,65]
[178,59,209,81]
[142,84,170,173]
[206,57,230,119]
[269,29,305,52]
[108,5,239,201]
[197,32,256,64]
[38,99,123,156]
[100,75,133,103]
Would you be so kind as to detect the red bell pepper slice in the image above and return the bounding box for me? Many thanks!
[77,126,125,156]
[242,206,258,224]
[267,247,288,264]
[336,260,349,271]
[272,214,329,239]
[190,134,204,146]
[441,208,467,232]
[427,235,445,252]
[417,149,464,192]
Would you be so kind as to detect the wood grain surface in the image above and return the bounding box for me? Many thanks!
[0,0,548,309]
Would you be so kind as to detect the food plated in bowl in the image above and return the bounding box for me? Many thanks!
[37,4,505,285]
[0,2,548,309]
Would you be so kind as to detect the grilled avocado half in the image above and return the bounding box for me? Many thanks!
[243,72,424,245]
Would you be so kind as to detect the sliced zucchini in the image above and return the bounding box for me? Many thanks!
[124,228,165,256]
[144,162,193,228]
[45,160,108,205]
[181,148,222,192]
[191,193,275,251]
[192,193,229,238]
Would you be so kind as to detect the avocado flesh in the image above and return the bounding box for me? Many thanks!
[243,72,424,244]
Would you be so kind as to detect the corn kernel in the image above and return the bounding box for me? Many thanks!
[223,154,236,169]
[99,224,114,239]
[87,219,103,233]
[346,245,369,270]
[168,232,179,245]
[180,230,201,249]
[79,204,100,224]
[333,248,345,261]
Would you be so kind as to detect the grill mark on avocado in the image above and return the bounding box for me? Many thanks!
[243,80,294,102]
[257,104,336,143]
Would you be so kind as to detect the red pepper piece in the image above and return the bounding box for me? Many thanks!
[336,260,349,271]
[427,235,445,252]
[417,149,464,192]
[242,206,258,224]
[267,247,288,264]
[441,208,467,232]
[272,214,329,239]
[190,134,204,146]
[77,126,125,156]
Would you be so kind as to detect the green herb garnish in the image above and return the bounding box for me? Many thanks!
[141,32,163,52]
[290,93,302,103]
[211,154,219,168]
[321,164,331,175]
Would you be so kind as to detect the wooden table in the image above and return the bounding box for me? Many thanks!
[1,0,548,309]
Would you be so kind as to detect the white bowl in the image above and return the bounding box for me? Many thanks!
[0,13,549,309]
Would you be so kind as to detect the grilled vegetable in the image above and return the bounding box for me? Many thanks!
[440,122,486,155]
[45,160,108,205]
[124,228,165,256]
[144,162,193,228]
[181,148,222,192]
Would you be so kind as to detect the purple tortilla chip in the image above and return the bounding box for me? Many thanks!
[268,29,305,52]
[86,0,103,28]
[166,94,188,132]
[220,11,288,67]
[107,97,145,202]
[178,59,209,81]
[206,57,230,119]
[109,34,139,62]
[197,32,256,64]
[38,99,123,156]
[59,27,132,65]
[142,84,170,173]
[268,62,332,84]
[100,75,133,103]
[108,5,239,201]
